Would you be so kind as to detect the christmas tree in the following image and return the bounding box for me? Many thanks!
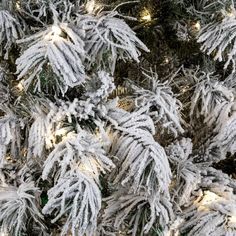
[1,0,236,235]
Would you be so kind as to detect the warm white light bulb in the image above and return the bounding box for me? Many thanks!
[227,10,236,17]
[141,9,151,21]
[86,0,95,14]
[45,131,56,149]
[182,86,189,93]
[198,191,220,211]
[229,215,236,223]
[16,1,21,10]
[0,232,8,236]
[51,25,62,36]
[228,12,234,17]
[16,81,24,91]
[44,25,63,41]
[55,127,68,136]
[194,21,201,31]
[78,158,98,176]
[201,191,219,204]
[228,215,236,228]
[142,14,151,21]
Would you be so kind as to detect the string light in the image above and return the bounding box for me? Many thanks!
[227,11,234,17]
[44,25,63,42]
[181,86,189,93]
[78,158,99,176]
[227,8,236,17]
[16,1,21,10]
[193,21,201,31]
[55,127,68,137]
[16,81,24,91]
[198,191,220,211]
[228,215,236,228]
[51,25,62,36]
[141,8,152,22]
[86,0,95,14]
[0,231,8,236]
[165,217,183,236]
[45,133,56,149]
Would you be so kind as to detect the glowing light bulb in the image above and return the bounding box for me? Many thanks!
[229,215,236,223]
[86,0,95,14]
[55,127,68,136]
[228,12,234,17]
[227,9,236,17]
[44,25,63,42]
[164,217,183,236]
[16,81,24,91]
[201,191,219,204]
[182,86,189,93]
[0,232,8,236]
[228,215,236,228]
[198,191,220,211]
[165,57,169,63]
[45,130,57,149]
[194,21,201,31]
[51,25,62,36]
[16,1,21,10]
[78,158,99,176]
[141,8,151,22]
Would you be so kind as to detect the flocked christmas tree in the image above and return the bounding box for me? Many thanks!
[2,0,236,235]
